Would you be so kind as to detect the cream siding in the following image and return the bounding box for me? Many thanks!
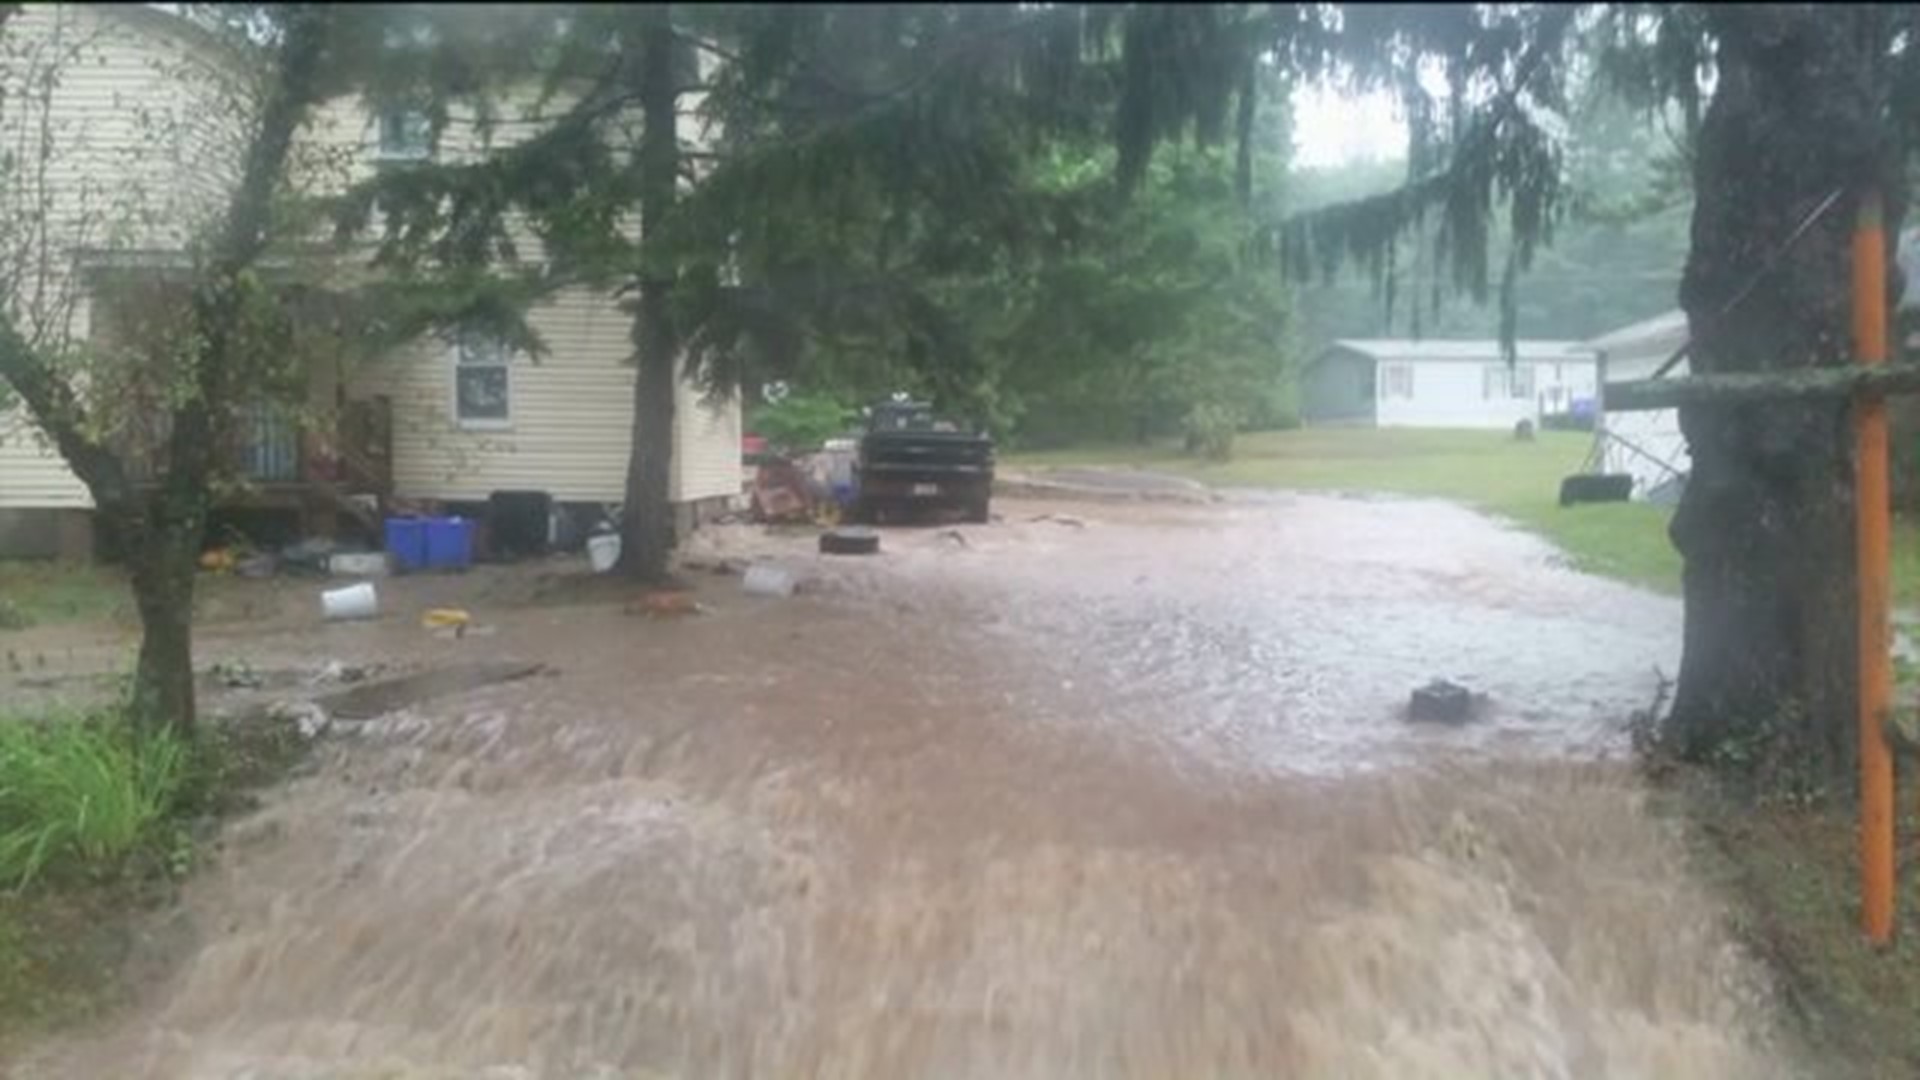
[0,5,244,509]
[316,82,739,507]
[674,377,743,503]
[2,9,741,514]
[353,285,741,505]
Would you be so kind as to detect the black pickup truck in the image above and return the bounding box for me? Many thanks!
[850,401,995,524]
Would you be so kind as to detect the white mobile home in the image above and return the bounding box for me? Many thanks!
[1586,311,1691,503]
[1587,231,1920,506]
[1301,339,1599,430]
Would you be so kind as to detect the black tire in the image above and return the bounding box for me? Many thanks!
[819,527,881,556]
[964,496,991,524]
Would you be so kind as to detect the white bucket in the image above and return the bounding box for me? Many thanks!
[742,562,797,598]
[587,533,622,574]
[321,582,378,621]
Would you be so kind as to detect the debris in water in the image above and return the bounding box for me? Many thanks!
[627,590,705,617]
[311,661,550,720]
[210,658,265,689]
[266,698,330,739]
[422,608,471,630]
[742,563,798,598]
[1409,679,1475,723]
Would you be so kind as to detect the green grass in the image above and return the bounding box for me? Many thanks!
[0,713,184,889]
[0,562,129,631]
[1011,428,1920,602]
[1673,780,1920,1078]
[1009,428,1686,592]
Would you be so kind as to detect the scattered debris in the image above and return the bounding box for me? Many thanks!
[1409,679,1475,724]
[236,554,279,579]
[311,660,550,720]
[328,552,390,578]
[751,458,813,523]
[422,608,471,630]
[819,527,881,556]
[742,563,798,598]
[0,598,30,631]
[308,660,382,687]
[1030,514,1087,529]
[281,538,339,576]
[587,532,622,574]
[199,548,238,573]
[1627,667,1675,756]
[266,698,331,739]
[625,591,705,617]
[320,582,379,621]
[937,529,970,548]
[682,557,744,577]
[210,658,265,689]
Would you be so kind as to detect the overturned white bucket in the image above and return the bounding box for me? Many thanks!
[320,582,378,621]
[587,533,622,574]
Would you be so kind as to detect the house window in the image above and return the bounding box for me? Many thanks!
[376,108,432,161]
[1511,362,1536,399]
[1483,363,1535,400]
[454,333,510,427]
[1380,363,1413,400]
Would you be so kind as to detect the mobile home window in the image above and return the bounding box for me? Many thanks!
[1380,363,1413,400]
[1482,363,1535,400]
[454,333,510,427]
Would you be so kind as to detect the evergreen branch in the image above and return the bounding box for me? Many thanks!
[1259,4,1582,302]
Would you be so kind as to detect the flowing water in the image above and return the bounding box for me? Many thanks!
[18,494,1795,1078]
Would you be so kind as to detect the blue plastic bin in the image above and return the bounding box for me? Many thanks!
[425,516,473,571]
[384,518,429,573]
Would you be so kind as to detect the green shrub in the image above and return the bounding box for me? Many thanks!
[0,715,184,888]
[750,393,856,455]
[1181,403,1240,461]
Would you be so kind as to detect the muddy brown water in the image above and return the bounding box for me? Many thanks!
[16,494,1795,1077]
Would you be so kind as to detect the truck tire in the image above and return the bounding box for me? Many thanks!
[820,527,881,556]
[965,495,991,524]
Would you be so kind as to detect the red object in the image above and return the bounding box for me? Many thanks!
[751,458,810,522]
[742,434,768,460]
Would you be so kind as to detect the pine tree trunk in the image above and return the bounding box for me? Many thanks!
[619,2,679,583]
[1664,8,1905,778]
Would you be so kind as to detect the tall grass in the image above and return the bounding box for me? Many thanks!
[0,715,184,888]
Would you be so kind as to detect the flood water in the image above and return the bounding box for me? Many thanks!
[19,494,1795,1078]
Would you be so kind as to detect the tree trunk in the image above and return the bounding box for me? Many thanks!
[128,527,199,733]
[1664,8,1906,779]
[619,2,680,583]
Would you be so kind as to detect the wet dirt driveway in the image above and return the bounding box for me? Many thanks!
[20,493,1795,1078]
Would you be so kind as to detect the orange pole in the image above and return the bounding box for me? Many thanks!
[1855,187,1895,946]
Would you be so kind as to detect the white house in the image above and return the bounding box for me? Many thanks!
[1301,338,1599,430]
[0,5,741,558]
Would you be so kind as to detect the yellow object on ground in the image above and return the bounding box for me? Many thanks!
[421,608,471,629]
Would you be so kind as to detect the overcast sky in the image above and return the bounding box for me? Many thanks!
[1290,81,1407,169]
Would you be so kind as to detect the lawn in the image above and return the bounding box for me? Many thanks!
[1010,427,1920,602]
[0,561,130,630]
[1008,428,1684,592]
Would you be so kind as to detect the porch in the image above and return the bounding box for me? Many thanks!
[122,396,394,542]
